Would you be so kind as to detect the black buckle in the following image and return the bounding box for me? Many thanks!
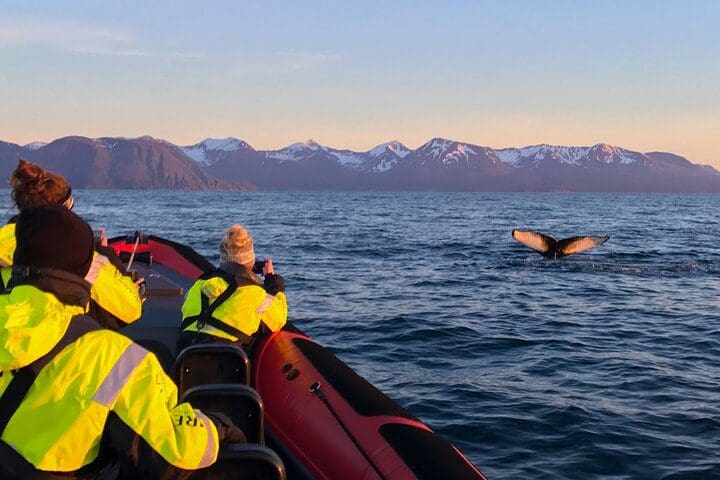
[125,230,149,245]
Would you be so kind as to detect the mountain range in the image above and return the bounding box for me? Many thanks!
[0,135,718,192]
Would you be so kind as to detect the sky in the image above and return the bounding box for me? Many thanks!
[0,0,718,166]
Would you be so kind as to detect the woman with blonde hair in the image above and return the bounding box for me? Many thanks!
[0,159,143,329]
[178,224,287,352]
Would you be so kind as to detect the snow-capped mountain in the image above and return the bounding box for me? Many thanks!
[264,139,411,172]
[492,143,649,168]
[402,138,506,170]
[23,141,48,150]
[0,136,240,189]
[181,137,253,166]
[266,139,325,162]
[3,135,718,191]
[365,141,410,172]
[369,141,411,159]
[197,136,720,191]
[416,138,480,164]
[175,135,688,173]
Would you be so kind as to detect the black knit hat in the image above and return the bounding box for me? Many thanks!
[14,205,94,277]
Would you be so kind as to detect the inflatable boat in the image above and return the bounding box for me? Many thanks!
[109,234,487,480]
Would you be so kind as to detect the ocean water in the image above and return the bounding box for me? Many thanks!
[3,191,719,479]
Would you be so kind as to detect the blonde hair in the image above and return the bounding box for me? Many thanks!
[219,225,255,267]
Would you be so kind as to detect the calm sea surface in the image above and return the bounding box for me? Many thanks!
[3,191,719,479]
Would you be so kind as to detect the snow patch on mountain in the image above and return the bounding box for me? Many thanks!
[416,138,484,166]
[363,141,410,172]
[418,138,454,160]
[589,144,640,165]
[182,146,208,164]
[330,150,364,168]
[493,145,590,166]
[493,144,645,167]
[265,140,412,171]
[268,139,324,162]
[375,159,395,172]
[202,137,247,151]
[442,144,477,165]
[99,139,118,151]
[181,137,251,166]
[368,141,410,159]
[23,142,47,150]
[268,140,368,168]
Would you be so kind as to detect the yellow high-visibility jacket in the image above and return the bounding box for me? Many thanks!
[0,281,219,478]
[0,222,142,327]
[181,270,287,343]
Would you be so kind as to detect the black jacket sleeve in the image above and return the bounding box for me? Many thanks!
[105,413,195,480]
[90,302,127,331]
[262,273,285,295]
[104,412,245,480]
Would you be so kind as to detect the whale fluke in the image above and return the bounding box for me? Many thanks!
[512,230,610,258]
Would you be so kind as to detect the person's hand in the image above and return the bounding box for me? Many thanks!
[207,412,247,444]
[93,227,108,247]
[224,424,247,444]
[263,258,274,276]
[135,277,148,302]
[262,272,285,295]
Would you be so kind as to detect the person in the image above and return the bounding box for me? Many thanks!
[0,159,142,329]
[0,205,245,479]
[177,224,287,353]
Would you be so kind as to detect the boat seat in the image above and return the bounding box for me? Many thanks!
[119,250,152,265]
[182,384,265,445]
[189,444,286,480]
[176,344,251,395]
[134,339,175,373]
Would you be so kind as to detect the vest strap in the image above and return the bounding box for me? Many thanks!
[180,270,246,341]
[0,315,102,434]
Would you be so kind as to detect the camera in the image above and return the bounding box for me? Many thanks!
[137,278,148,301]
[252,260,265,274]
[92,228,105,248]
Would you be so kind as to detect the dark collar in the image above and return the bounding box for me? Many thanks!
[7,266,92,307]
[219,261,261,287]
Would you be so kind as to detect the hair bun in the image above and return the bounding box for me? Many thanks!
[10,159,71,210]
[12,159,47,185]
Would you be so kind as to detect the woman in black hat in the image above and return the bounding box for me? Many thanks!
[0,159,143,330]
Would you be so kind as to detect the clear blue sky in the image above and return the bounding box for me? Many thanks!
[1,0,718,166]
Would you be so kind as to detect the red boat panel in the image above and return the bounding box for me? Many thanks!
[110,236,212,280]
[253,331,486,480]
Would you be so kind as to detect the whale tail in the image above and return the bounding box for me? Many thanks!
[512,230,610,258]
[556,235,610,257]
[511,230,557,255]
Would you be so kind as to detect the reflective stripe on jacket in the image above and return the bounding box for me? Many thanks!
[181,274,287,342]
[0,285,218,473]
[0,223,141,325]
[0,223,15,287]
